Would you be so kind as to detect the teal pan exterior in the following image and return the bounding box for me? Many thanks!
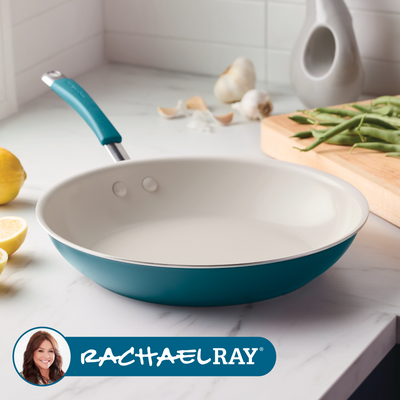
[50,235,356,307]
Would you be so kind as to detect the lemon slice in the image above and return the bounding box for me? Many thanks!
[0,216,28,256]
[0,248,7,274]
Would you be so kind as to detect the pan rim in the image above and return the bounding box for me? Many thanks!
[36,156,369,269]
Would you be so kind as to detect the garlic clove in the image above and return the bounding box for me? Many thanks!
[232,89,273,120]
[214,111,234,125]
[214,57,256,104]
[157,106,179,119]
[186,96,208,111]
[206,110,234,125]
[157,100,183,119]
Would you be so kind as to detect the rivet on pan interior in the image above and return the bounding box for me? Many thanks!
[113,181,127,197]
[142,177,158,192]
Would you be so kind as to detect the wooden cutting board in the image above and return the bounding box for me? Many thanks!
[261,100,400,228]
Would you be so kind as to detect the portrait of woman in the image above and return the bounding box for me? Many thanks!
[20,330,65,385]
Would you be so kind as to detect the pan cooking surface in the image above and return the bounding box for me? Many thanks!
[90,217,314,265]
[38,157,369,270]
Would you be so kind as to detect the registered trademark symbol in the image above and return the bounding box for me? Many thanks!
[259,347,264,351]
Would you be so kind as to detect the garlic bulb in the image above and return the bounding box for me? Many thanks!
[214,57,256,103]
[231,89,273,120]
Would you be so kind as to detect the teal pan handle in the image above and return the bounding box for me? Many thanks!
[42,71,129,162]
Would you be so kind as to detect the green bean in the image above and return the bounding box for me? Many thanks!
[311,129,355,138]
[306,111,348,124]
[377,105,394,115]
[311,128,387,143]
[351,103,400,117]
[386,152,400,157]
[367,114,400,128]
[311,128,384,142]
[352,104,372,113]
[386,104,400,115]
[339,129,368,137]
[311,129,329,139]
[348,127,400,144]
[372,96,400,107]
[289,115,317,124]
[315,107,360,118]
[295,114,398,152]
[370,105,395,116]
[364,123,400,130]
[373,104,400,117]
[289,115,337,126]
[350,143,400,154]
[327,135,385,146]
[290,130,313,138]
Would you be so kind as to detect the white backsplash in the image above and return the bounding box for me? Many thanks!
[104,0,267,82]
[7,0,400,111]
[104,0,400,96]
[10,0,105,106]
[0,0,17,119]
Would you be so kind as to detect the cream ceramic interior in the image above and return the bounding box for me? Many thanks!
[37,158,368,266]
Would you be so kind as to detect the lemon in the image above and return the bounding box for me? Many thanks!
[0,248,7,274]
[0,216,27,255]
[0,147,27,205]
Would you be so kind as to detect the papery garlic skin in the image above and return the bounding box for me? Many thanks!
[157,100,184,119]
[187,110,212,132]
[214,57,256,103]
[232,89,273,120]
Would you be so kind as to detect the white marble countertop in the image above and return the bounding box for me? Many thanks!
[1,64,400,400]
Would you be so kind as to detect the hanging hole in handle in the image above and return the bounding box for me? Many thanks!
[42,70,66,86]
[304,26,336,78]
[47,71,62,78]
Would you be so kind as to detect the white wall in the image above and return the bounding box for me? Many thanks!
[0,0,17,119]
[7,0,400,111]
[104,0,400,96]
[11,0,105,106]
[104,0,267,81]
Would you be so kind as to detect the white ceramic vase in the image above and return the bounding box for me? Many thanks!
[290,0,364,108]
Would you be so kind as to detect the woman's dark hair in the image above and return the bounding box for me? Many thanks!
[22,331,65,384]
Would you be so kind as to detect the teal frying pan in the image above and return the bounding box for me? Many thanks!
[36,71,369,306]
